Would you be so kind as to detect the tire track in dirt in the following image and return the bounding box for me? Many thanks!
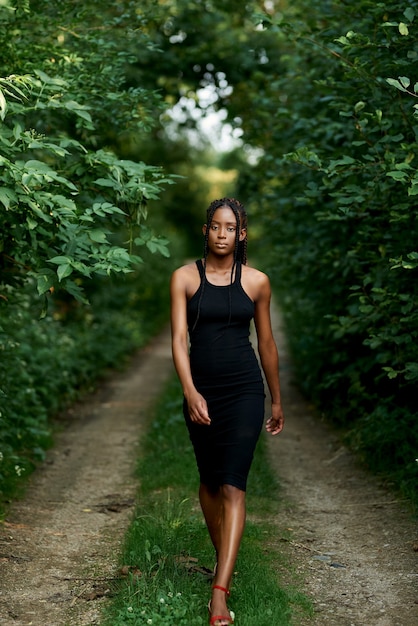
[0,327,174,626]
[266,307,418,626]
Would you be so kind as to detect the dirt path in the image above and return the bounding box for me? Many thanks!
[0,327,174,626]
[0,310,417,626]
[267,308,418,626]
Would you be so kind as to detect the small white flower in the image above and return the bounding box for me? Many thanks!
[127,606,133,613]
[176,592,182,597]
[147,620,153,625]
[168,592,174,598]
[159,597,165,604]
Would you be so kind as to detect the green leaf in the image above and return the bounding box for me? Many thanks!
[34,69,67,87]
[382,367,399,379]
[48,256,72,265]
[354,101,366,113]
[91,202,125,216]
[387,170,408,181]
[399,22,409,36]
[93,178,117,188]
[24,159,53,172]
[399,76,411,88]
[145,237,171,257]
[65,280,89,303]
[74,109,93,124]
[328,155,356,169]
[57,263,73,281]
[27,140,69,157]
[0,187,18,209]
[36,274,54,295]
[405,363,418,381]
[335,36,350,45]
[39,295,49,319]
[26,217,38,230]
[386,78,408,93]
[404,8,415,22]
[89,229,108,243]
[0,88,7,120]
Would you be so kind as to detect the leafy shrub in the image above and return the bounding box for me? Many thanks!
[0,238,181,506]
[238,0,418,503]
[0,0,182,507]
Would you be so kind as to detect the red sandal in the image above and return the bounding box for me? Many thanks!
[208,585,235,625]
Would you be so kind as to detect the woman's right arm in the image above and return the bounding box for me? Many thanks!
[170,269,211,425]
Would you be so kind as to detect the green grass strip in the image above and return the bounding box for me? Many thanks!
[102,376,312,625]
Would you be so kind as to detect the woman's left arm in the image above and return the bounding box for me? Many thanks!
[253,273,284,435]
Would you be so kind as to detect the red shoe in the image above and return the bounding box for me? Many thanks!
[208,585,235,625]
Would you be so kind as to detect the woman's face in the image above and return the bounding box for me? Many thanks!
[204,206,245,256]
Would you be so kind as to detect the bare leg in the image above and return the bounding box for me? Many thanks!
[200,483,246,625]
[199,483,222,559]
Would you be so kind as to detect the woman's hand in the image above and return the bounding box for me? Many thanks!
[265,403,284,435]
[185,390,211,425]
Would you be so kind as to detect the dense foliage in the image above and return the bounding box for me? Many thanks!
[0,0,178,502]
[1,0,417,504]
[0,0,173,302]
[239,1,418,498]
[131,0,418,499]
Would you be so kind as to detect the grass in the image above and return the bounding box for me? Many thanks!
[102,376,313,625]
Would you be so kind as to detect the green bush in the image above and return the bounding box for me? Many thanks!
[0,238,182,507]
[236,0,418,503]
[0,0,182,507]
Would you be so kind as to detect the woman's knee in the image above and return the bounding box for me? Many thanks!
[220,483,246,504]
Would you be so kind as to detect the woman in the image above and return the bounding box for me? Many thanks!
[170,197,284,626]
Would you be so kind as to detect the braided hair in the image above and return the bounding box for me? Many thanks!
[191,197,248,333]
[203,197,248,266]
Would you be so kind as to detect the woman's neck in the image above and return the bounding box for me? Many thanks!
[205,253,235,272]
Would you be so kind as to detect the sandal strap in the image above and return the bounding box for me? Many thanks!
[209,617,233,626]
[212,584,230,596]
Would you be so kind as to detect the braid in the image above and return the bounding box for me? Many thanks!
[205,197,248,265]
[191,204,214,332]
[203,202,219,259]
[191,197,248,333]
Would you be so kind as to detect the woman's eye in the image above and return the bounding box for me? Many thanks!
[210,225,235,232]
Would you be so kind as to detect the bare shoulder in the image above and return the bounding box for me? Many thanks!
[171,261,201,298]
[172,261,197,279]
[242,264,269,282]
[241,264,271,300]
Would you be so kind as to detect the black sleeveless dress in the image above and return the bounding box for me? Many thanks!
[183,259,265,492]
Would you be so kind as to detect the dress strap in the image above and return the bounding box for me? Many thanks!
[235,261,242,284]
